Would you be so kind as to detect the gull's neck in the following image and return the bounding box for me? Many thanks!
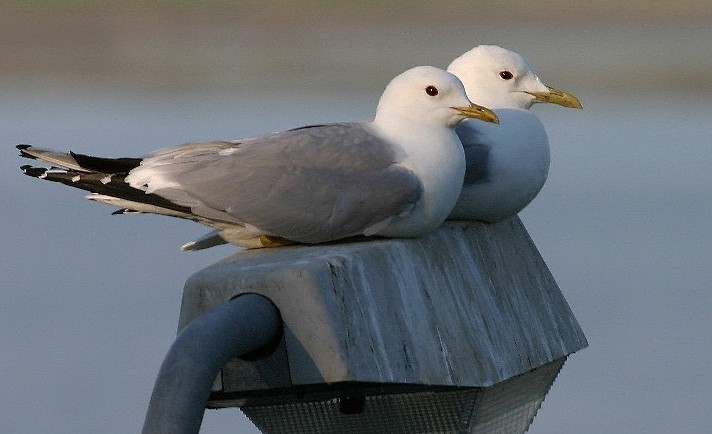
[369,114,466,234]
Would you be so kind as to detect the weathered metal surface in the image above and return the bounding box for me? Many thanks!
[179,217,587,394]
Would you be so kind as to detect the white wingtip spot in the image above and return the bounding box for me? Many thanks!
[71,175,81,182]
[218,147,238,156]
[180,241,196,251]
[100,175,113,184]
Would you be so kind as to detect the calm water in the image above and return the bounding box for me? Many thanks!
[1,84,710,433]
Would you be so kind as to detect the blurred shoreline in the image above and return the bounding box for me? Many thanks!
[1,3,711,94]
[2,1,711,24]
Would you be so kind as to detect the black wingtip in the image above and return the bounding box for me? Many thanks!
[20,165,46,177]
[16,144,37,159]
[112,208,140,215]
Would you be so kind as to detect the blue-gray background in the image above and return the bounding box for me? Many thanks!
[2,3,710,433]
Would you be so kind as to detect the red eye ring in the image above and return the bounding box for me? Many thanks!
[425,85,439,96]
[499,70,514,80]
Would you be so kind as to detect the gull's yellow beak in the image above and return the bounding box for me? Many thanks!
[452,103,500,124]
[527,85,583,109]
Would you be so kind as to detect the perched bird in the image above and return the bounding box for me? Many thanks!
[19,66,498,250]
[446,45,582,222]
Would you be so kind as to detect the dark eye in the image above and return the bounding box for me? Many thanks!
[499,70,514,80]
[425,85,439,96]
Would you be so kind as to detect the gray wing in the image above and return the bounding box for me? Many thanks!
[128,123,423,243]
[456,122,491,185]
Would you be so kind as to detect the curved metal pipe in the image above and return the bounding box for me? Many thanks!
[142,293,281,434]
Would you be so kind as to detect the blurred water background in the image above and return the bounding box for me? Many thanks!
[1,2,711,433]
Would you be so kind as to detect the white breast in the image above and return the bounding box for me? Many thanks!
[370,119,466,236]
[449,109,550,222]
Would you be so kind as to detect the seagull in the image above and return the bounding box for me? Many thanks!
[446,45,582,222]
[18,66,498,249]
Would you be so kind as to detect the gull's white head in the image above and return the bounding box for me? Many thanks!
[375,66,499,128]
[447,45,582,111]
